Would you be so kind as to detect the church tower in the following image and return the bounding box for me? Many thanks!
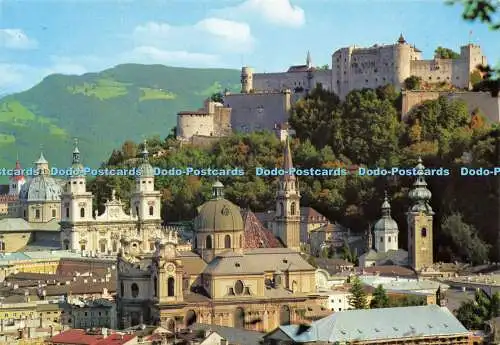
[373,192,399,253]
[60,139,94,249]
[274,136,301,251]
[154,231,184,306]
[9,158,25,196]
[130,140,161,222]
[407,158,434,271]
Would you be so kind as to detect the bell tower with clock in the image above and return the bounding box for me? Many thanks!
[154,230,184,304]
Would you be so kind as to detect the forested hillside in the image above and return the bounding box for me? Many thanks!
[89,85,500,263]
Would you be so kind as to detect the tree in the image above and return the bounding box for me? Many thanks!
[404,76,422,90]
[441,213,491,264]
[370,285,390,308]
[348,277,368,309]
[434,46,461,59]
[455,290,500,329]
[470,70,483,86]
[316,64,329,70]
[210,92,224,103]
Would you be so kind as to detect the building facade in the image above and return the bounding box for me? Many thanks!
[59,140,169,254]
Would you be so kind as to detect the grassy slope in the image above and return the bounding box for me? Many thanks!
[0,64,239,181]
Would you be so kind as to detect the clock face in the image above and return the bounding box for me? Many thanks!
[167,264,175,272]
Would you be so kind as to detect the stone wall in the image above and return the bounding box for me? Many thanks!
[224,91,292,132]
[402,90,500,122]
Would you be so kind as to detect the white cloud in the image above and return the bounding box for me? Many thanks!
[122,46,219,66]
[132,18,254,54]
[0,29,38,50]
[212,0,305,28]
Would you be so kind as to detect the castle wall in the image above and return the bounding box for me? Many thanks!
[212,106,232,137]
[253,72,310,93]
[224,92,292,132]
[176,113,214,139]
[402,91,500,123]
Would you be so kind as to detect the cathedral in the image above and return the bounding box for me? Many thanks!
[60,139,169,254]
[116,138,324,332]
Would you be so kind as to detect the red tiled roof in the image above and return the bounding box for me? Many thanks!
[56,259,114,276]
[360,265,417,278]
[49,329,134,345]
[241,210,282,249]
[11,160,25,181]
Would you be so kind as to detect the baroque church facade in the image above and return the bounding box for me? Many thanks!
[60,140,169,254]
[116,138,325,332]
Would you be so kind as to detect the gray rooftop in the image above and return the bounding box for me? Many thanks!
[0,218,60,232]
[203,248,314,275]
[272,305,469,343]
[190,323,264,345]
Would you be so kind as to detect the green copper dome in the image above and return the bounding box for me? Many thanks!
[194,182,244,232]
[138,140,154,177]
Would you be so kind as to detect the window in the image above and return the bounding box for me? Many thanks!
[120,282,124,296]
[100,241,106,253]
[131,283,139,298]
[0,241,5,251]
[80,208,85,218]
[167,277,175,297]
[154,277,158,297]
[421,228,427,237]
[112,241,118,252]
[63,239,69,250]
[136,206,139,216]
[206,235,213,249]
[234,308,245,329]
[279,202,284,216]
[149,206,154,216]
[280,305,291,325]
[66,208,69,218]
[388,237,391,242]
[380,237,383,242]
[52,209,56,218]
[35,209,40,219]
[291,202,296,215]
[224,235,231,248]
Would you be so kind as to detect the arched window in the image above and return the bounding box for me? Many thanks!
[166,319,175,332]
[65,208,69,218]
[234,307,245,328]
[100,241,106,253]
[136,206,139,216]
[120,282,124,297]
[35,209,40,219]
[131,283,139,298]
[52,209,56,218]
[167,277,175,297]
[280,305,291,325]
[149,206,154,216]
[421,228,427,237]
[80,208,85,218]
[224,235,231,248]
[291,202,296,215]
[185,310,197,327]
[206,235,212,249]
[154,277,158,297]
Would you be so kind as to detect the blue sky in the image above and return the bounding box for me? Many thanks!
[0,0,499,95]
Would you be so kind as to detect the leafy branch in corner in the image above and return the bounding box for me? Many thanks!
[447,0,500,96]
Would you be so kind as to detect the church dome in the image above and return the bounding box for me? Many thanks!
[19,175,62,202]
[194,182,244,232]
[374,192,398,233]
[374,217,398,232]
[138,140,154,177]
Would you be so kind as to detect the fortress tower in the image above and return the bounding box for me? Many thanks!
[241,66,254,93]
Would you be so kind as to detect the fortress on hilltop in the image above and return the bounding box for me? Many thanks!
[176,35,490,142]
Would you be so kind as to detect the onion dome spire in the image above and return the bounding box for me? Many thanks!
[408,157,434,213]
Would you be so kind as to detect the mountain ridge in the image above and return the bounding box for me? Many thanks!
[0,64,240,182]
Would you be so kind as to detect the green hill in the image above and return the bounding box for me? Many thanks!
[0,64,240,180]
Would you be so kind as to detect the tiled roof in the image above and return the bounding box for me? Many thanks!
[273,305,470,343]
[241,210,282,249]
[177,251,207,275]
[359,265,417,278]
[49,329,135,345]
[189,323,264,345]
